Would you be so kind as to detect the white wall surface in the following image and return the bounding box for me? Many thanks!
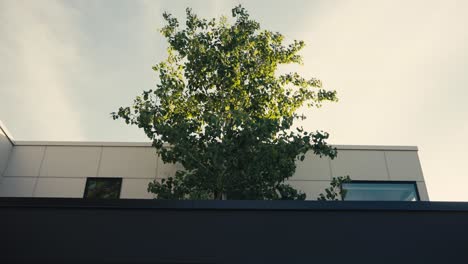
[98,147,158,178]
[3,146,45,177]
[0,142,429,200]
[291,147,428,200]
[40,146,101,177]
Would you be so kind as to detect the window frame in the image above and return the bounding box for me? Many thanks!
[341,180,420,201]
[83,177,123,199]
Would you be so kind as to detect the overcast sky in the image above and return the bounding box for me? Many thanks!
[1,0,467,201]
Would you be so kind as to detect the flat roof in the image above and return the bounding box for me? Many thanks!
[11,141,418,151]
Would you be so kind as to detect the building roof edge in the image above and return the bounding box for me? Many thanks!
[12,140,418,151]
[0,120,15,145]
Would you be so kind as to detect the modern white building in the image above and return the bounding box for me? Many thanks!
[0,121,429,200]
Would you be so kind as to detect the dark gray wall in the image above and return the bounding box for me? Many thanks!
[1,199,467,263]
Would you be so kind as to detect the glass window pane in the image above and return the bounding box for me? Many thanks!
[84,178,122,199]
[342,182,418,201]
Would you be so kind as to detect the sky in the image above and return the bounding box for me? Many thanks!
[1,0,467,201]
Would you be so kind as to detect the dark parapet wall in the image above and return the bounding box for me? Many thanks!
[1,198,467,263]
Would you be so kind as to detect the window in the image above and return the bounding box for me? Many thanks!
[84,178,122,199]
[342,181,419,201]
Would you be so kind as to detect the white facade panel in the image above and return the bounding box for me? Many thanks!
[416,181,430,201]
[98,147,157,179]
[385,151,424,181]
[34,177,86,198]
[120,178,155,199]
[0,130,13,177]
[0,177,36,197]
[330,150,389,180]
[157,157,184,179]
[292,153,331,181]
[287,180,332,200]
[3,146,45,177]
[0,137,429,201]
[39,146,101,178]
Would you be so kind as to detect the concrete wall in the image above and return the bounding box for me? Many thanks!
[0,141,429,200]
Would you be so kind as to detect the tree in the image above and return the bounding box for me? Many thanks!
[317,176,351,201]
[112,6,338,200]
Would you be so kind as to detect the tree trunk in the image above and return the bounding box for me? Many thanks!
[214,191,226,200]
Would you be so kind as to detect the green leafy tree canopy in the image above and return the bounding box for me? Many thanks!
[112,6,338,200]
[318,176,351,201]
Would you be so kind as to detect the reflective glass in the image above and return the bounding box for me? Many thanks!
[342,182,418,201]
[84,178,122,199]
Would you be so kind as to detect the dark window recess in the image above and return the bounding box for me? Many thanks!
[342,181,420,201]
[84,178,122,199]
